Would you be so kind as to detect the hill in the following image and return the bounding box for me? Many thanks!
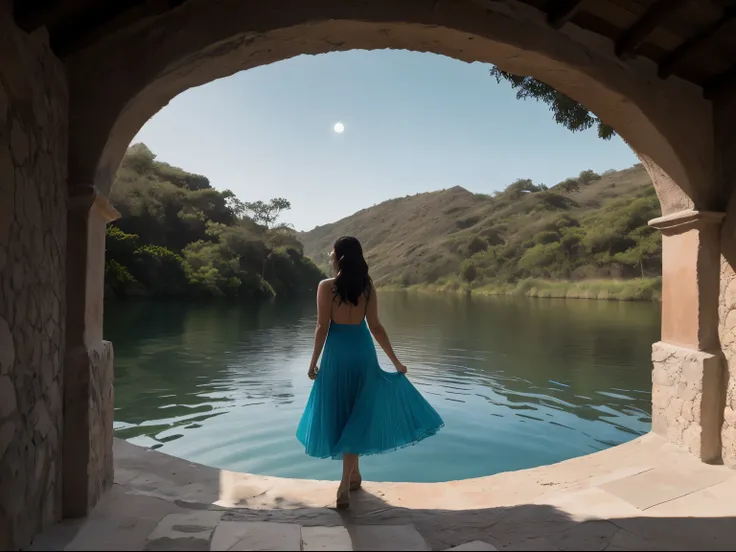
[299,164,662,300]
[105,144,324,300]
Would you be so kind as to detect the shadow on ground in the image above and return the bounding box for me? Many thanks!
[29,438,736,551]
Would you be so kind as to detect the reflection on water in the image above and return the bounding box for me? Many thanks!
[107,293,658,482]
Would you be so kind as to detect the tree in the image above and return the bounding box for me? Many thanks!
[222,189,245,218]
[489,67,616,140]
[243,197,292,228]
[556,178,580,193]
[506,178,543,197]
[578,170,601,185]
[120,143,157,173]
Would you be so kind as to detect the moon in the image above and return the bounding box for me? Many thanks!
[333,122,345,134]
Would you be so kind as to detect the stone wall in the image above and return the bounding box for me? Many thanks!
[716,90,736,469]
[719,193,736,468]
[719,256,736,467]
[0,10,68,550]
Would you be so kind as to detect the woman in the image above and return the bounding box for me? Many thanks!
[296,236,444,508]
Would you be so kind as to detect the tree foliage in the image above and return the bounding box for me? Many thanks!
[105,144,324,300]
[489,67,616,140]
[243,198,292,228]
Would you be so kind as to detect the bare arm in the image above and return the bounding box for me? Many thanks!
[366,285,407,374]
[308,280,333,379]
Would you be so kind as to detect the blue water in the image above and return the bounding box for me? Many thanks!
[107,292,657,482]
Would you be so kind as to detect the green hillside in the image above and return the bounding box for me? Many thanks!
[105,144,324,300]
[299,164,662,300]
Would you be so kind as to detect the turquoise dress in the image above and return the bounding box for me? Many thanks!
[297,319,444,459]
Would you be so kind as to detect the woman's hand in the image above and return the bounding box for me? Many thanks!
[308,363,318,380]
[394,362,408,375]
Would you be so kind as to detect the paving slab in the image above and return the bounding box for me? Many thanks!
[210,521,302,551]
[301,526,353,551]
[532,487,642,522]
[351,525,429,551]
[147,511,223,541]
[64,515,160,552]
[643,477,736,518]
[599,465,730,510]
[444,541,498,551]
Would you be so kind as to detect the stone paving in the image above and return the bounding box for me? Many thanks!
[28,434,736,551]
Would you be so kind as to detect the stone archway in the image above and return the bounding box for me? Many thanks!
[66,1,712,209]
[58,0,731,524]
[3,0,736,549]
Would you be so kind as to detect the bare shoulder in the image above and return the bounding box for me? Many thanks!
[318,278,335,294]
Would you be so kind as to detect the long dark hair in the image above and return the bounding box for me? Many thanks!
[332,236,372,306]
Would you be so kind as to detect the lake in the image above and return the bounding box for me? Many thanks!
[107,292,659,483]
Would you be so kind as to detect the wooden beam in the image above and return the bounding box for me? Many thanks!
[615,0,691,59]
[547,0,585,29]
[704,65,736,101]
[659,6,736,78]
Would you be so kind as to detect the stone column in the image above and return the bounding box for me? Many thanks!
[649,209,726,462]
[63,186,119,518]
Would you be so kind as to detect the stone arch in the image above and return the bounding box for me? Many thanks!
[55,0,732,528]
[64,0,712,214]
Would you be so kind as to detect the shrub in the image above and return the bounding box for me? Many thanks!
[468,235,489,255]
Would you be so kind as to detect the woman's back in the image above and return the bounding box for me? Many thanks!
[325,277,370,325]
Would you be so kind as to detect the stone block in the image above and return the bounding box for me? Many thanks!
[87,341,115,511]
[650,342,724,462]
[63,341,115,518]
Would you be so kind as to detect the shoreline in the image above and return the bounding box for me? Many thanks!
[380,277,662,302]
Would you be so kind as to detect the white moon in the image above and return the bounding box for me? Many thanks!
[333,122,345,134]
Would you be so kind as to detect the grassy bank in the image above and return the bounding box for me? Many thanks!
[380,277,662,302]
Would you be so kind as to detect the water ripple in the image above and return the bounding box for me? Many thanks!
[107,294,656,482]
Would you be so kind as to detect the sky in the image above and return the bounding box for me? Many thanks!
[132,49,638,231]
